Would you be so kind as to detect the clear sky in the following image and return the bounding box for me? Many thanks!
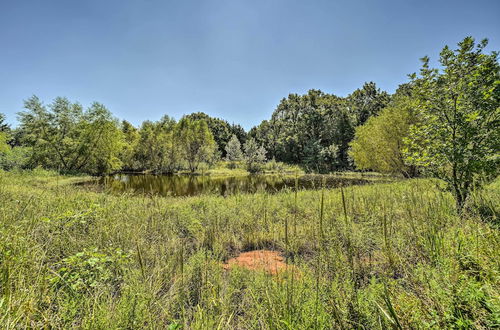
[1,0,499,130]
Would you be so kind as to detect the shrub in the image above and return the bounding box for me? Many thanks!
[49,248,130,296]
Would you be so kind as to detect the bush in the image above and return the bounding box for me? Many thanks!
[247,162,263,174]
[49,248,130,296]
[263,158,285,172]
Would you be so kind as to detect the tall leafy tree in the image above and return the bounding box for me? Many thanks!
[134,120,159,171]
[120,120,140,170]
[65,102,124,174]
[184,112,247,157]
[178,118,217,172]
[225,134,243,161]
[248,120,275,157]
[229,124,247,146]
[134,116,181,173]
[346,81,391,126]
[158,116,183,173]
[350,84,419,177]
[405,37,500,209]
[251,89,367,172]
[18,96,124,175]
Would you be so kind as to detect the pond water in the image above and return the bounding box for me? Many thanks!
[83,173,382,197]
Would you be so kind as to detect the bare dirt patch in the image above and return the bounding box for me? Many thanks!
[223,250,292,275]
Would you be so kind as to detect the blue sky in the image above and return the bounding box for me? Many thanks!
[1,0,499,129]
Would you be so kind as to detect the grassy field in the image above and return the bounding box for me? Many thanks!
[0,169,499,329]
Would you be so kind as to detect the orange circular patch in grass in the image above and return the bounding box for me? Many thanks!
[223,250,291,275]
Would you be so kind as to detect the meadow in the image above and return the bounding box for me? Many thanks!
[0,169,498,329]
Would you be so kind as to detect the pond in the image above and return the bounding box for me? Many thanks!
[82,173,384,197]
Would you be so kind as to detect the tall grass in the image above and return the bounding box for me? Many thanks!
[0,169,498,328]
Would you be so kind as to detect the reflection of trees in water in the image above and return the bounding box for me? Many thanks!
[99,174,373,197]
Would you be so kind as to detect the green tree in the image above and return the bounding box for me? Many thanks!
[0,146,32,170]
[178,118,217,172]
[134,120,158,171]
[346,81,391,126]
[68,102,124,175]
[229,124,247,146]
[405,37,500,209]
[184,112,247,157]
[225,134,243,161]
[134,116,181,173]
[18,96,124,175]
[244,138,266,173]
[249,86,386,172]
[119,120,140,170]
[159,116,183,173]
[350,84,419,177]
[264,90,346,170]
[0,114,29,169]
[249,120,276,157]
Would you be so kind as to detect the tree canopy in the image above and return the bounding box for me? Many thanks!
[225,134,243,161]
[249,83,389,172]
[17,96,124,175]
[404,37,500,208]
[178,117,217,172]
[350,84,419,177]
[184,112,247,157]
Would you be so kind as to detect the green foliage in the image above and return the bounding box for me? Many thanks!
[263,157,287,173]
[17,96,124,175]
[134,116,182,173]
[243,138,266,173]
[0,131,8,154]
[14,100,223,175]
[184,112,247,157]
[2,35,500,328]
[350,84,419,177]
[224,134,243,162]
[250,84,388,172]
[133,116,217,173]
[49,248,130,295]
[119,120,140,170]
[347,81,391,126]
[11,83,390,176]
[178,117,217,172]
[0,146,32,170]
[404,37,500,209]
[264,90,348,170]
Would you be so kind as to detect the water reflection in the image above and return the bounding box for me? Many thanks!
[85,174,378,197]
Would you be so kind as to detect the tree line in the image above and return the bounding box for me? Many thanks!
[0,99,268,175]
[1,36,498,208]
[248,82,390,172]
[0,83,393,175]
